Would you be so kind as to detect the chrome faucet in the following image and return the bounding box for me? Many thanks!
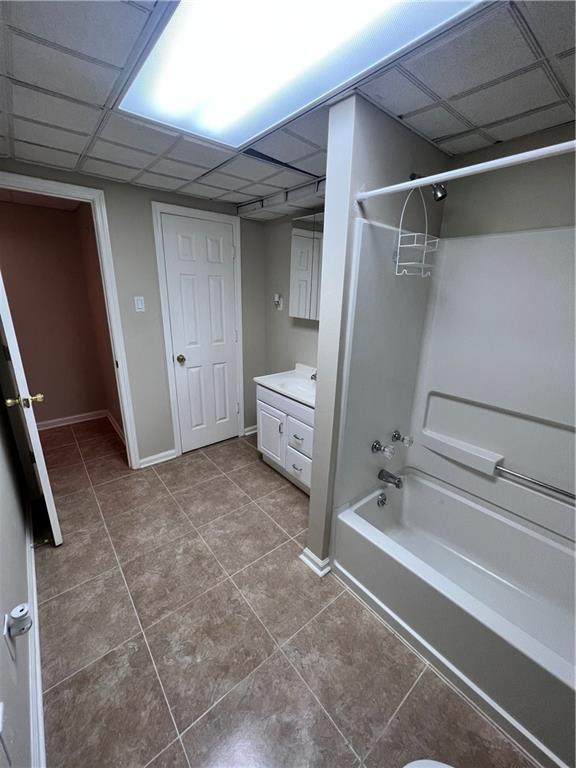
[378,468,403,489]
[310,370,317,381]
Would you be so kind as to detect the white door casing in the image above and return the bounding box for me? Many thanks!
[0,270,62,546]
[160,211,241,452]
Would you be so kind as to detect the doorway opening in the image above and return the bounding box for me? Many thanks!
[0,187,130,545]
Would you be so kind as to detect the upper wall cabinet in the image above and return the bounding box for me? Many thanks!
[289,212,323,321]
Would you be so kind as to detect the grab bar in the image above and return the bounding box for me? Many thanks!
[495,464,575,502]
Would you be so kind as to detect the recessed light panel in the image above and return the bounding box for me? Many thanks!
[120,0,478,148]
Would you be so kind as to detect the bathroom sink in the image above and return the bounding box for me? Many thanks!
[254,365,316,408]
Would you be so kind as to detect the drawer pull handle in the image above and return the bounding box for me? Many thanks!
[292,464,302,472]
[293,434,303,441]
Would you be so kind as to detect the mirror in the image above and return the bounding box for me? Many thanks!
[289,211,324,321]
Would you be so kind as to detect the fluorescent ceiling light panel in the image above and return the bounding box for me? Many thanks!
[121,0,478,147]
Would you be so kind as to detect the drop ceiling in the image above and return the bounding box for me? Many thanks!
[0,0,573,221]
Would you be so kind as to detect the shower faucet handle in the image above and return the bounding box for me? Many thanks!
[371,440,395,459]
[391,430,413,447]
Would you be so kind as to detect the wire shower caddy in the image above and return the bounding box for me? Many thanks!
[395,187,438,277]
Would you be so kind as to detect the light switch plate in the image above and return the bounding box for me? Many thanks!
[134,296,145,312]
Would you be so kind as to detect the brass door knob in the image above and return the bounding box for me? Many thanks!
[176,354,186,364]
[30,393,45,404]
[5,396,22,408]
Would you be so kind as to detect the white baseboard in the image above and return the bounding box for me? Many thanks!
[300,547,331,577]
[37,410,108,430]
[26,517,46,767]
[244,425,257,436]
[138,449,178,469]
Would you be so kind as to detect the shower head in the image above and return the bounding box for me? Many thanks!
[431,182,447,202]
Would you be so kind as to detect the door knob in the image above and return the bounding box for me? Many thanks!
[29,393,45,404]
[5,393,44,408]
[5,396,21,407]
[176,354,186,364]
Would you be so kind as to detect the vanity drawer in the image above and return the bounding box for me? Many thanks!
[287,417,313,459]
[286,446,312,487]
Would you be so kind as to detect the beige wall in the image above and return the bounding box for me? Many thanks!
[0,200,109,421]
[263,218,319,374]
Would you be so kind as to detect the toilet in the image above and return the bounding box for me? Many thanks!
[404,762,454,768]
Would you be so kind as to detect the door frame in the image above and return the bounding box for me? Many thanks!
[0,170,140,468]
[151,202,244,457]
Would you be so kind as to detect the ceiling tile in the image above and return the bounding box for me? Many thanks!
[555,53,575,98]
[452,68,561,126]
[261,168,312,188]
[250,130,314,162]
[89,138,154,168]
[403,107,468,139]
[237,182,282,196]
[240,209,284,220]
[14,141,78,169]
[219,154,279,181]
[198,171,251,190]
[167,138,235,168]
[488,104,575,142]
[290,151,327,176]
[9,33,117,106]
[359,68,435,115]
[285,107,329,148]
[134,172,185,190]
[11,84,102,133]
[403,5,536,99]
[13,118,89,153]
[436,133,493,154]
[8,1,148,67]
[149,157,205,181]
[100,114,176,154]
[178,181,228,198]
[81,157,139,181]
[518,1,576,56]
[0,137,7,157]
[216,191,255,203]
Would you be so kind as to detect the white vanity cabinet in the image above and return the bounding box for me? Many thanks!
[256,384,314,491]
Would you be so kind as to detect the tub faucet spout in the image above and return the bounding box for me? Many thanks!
[378,468,403,489]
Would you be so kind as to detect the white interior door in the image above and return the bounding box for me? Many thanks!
[289,232,314,318]
[0,270,62,545]
[161,213,240,452]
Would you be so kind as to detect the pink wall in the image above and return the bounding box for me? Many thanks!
[0,200,122,428]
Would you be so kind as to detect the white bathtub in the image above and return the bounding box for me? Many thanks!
[333,470,575,768]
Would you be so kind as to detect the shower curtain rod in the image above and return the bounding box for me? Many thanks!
[356,139,576,202]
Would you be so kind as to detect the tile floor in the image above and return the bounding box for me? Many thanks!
[36,419,539,768]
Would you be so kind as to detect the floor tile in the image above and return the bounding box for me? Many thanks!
[35,523,117,602]
[173,475,250,527]
[294,529,308,548]
[40,425,75,450]
[155,452,223,493]
[48,463,91,498]
[44,636,176,768]
[200,502,288,574]
[284,592,425,757]
[242,433,258,447]
[364,668,535,768]
[234,541,343,644]
[85,453,133,486]
[39,568,139,691]
[54,488,102,534]
[78,433,125,461]
[147,580,275,731]
[44,443,83,470]
[122,534,225,627]
[106,494,194,563]
[227,459,289,500]
[256,484,309,536]
[182,653,357,768]
[94,468,166,520]
[147,740,189,768]
[203,438,259,472]
[72,417,115,443]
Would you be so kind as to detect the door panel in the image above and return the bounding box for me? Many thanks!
[162,214,239,452]
[257,401,286,465]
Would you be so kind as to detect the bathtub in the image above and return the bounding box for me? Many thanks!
[332,470,575,768]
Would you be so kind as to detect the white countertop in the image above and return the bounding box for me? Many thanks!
[254,364,316,408]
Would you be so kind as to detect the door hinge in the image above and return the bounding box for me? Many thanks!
[28,449,36,465]
[115,360,119,369]
[236,402,240,415]
[2,344,10,362]
[234,329,238,343]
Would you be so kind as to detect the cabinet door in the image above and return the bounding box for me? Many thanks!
[310,235,323,321]
[289,233,314,318]
[257,401,286,465]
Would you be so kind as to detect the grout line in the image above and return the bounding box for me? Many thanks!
[37,563,120,606]
[42,629,144,695]
[142,577,231,633]
[277,589,346,649]
[362,664,428,764]
[77,442,193,768]
[141,736,183,768]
